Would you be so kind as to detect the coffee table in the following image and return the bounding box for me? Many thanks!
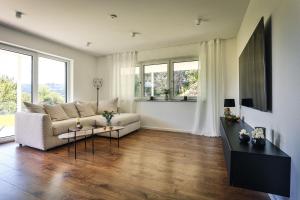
[94,126,124,148]
[58,126,95,159]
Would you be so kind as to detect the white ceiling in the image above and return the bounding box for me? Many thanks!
[0,0,249,56]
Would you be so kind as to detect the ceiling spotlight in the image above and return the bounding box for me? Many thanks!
[15,10,24,19]
[110,14,118,19]
[86,42,92,47]
[195,18,202,26]
[131,32,140,37]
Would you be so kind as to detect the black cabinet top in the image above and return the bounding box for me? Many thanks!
[220,117,289,158]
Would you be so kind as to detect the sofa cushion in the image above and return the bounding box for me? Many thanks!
[44,104,69,121]
[75,103,95,117]
[92,113,140,126]
[97,98,118,114]
[61,102,79,118]
[52,118,76,136]
[77,101,97,113]
[23,102,46,114]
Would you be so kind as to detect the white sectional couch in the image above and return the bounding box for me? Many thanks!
[15,99,140,150]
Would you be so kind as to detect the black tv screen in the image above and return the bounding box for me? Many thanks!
[239,17,270,112]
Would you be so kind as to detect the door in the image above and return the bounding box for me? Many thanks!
[0,48,32,139]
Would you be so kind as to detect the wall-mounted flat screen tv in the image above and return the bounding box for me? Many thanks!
[239,17,271,112]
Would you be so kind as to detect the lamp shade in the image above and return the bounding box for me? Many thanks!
[224,99,235,107]
[93,78,103,89]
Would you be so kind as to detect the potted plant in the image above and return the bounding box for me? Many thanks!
[102,111,115,128]
[239,129,250,143]
[162,88,170,100]
[251,128,266,147]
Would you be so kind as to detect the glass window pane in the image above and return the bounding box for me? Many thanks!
[0,49,32,137]
[38,57,66,104]
[144,64,168,97]
[173,61,199,97]
[135,67,141,97]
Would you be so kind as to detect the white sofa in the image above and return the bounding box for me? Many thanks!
[15,112,140,151]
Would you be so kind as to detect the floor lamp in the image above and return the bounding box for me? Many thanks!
[93,78,103,113]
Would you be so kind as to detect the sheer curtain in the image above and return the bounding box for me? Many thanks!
[193,39,224,137]
[110,51,137,113]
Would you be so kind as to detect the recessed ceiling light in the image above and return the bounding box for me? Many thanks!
[195,18,202,26]
[86,42,92,47]
[110,14,118,19]
[131,32,140,38]
[15,10,24,19]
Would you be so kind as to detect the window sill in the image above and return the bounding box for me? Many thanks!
[135,98,197,102]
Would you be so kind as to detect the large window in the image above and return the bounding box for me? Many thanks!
[0,43,70,138]
[38,57,67,104]
[173,61,199,97]
[135,58,199,99]
[135,66,141,97]
[144,63,168,97]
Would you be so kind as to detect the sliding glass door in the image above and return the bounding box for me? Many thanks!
[0,48,32,138]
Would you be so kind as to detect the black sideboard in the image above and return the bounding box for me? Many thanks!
[220,117,291,197]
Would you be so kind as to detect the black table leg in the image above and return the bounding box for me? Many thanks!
[110,131,111,144]
[118,130,120,148]
[92,129,94,154]
[74,131,77,159]
[68,138,70,153]
[67,128,70,153]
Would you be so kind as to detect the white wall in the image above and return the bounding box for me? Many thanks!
[237,0,300,199]
[0,25,97,101]
[97,40,237,132]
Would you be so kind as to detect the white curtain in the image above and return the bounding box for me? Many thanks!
[193,39,224,137]
[110,51,137,113]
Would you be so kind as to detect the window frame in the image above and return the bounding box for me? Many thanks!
[0,42,71,104]
[0,43,35,108]
[37,54,70,103]
[170,57,199,100]
[135,57,199,100]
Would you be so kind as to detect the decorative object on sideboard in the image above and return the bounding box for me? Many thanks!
[162,89,170,100]
[224,99,240,122]
[102,111,114,127]
[76,118,83,129]
[183,96,188,101]
[149,96,154,101]
[239,129,250,144]
[224,98,235,117]
[251,127,266,147]
[93,78,103,113]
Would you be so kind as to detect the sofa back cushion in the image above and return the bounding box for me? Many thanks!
[75,103,95,117]
[77,101,97,113]
[44,104,69,121]
[61,102,79,118]
[23,102,46,114]
[97,98,118,114]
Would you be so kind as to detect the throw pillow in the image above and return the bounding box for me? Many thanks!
[61,102,79,118]
[97,98,118,114]
[75,103,95,117]
[23,102,46,114]
[44,104,69,121]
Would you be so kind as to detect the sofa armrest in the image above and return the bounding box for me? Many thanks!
[15,112,52,150]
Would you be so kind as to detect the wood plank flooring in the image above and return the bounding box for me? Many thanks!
[0,129,269,200]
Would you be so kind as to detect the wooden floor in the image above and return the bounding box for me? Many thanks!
[0,129,269,200]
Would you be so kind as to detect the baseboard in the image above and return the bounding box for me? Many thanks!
[141,126,192,134]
